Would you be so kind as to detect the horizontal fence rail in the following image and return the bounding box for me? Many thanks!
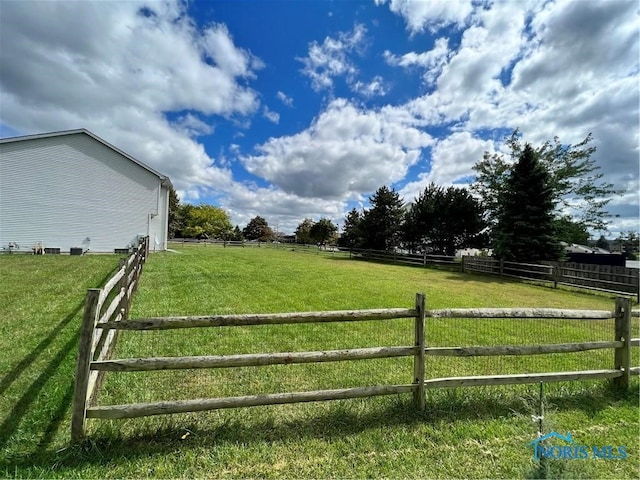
[98,308,417,330]
[91,346,417,372]
[86,385,417,420]
[72,285,640,441]
[426,308,614,319]
[423,370,624,389]
[424,341,623,357]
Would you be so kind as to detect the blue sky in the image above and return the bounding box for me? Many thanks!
[1,0,638,235]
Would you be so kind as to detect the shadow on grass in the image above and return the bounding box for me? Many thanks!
[326,254,468,273]
[0,303,83,397]
[0,314,82,451]
[5,383,637,472]
[325,255,516,282]
[0,268,118,453]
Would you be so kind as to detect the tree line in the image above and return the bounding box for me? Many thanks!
[170,131,632,263]
[341,132,623,262]
[169,202,277,242]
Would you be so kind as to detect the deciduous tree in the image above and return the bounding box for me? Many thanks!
[182,204,233,240]
[552,216,589,245]
[295,218,314,244]
[243,216,273,241]
[472,130,620,232]
[310,218,338,245]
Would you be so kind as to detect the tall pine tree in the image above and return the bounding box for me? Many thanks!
[361,186,404,251]
[493,144,563,262]
[338,208,364,248]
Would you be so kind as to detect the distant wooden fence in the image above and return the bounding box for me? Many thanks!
[462,256,639,301]
[348,247,458,268]
[71,289,639,441]
[171,238,270,247]
[71,236,149,441]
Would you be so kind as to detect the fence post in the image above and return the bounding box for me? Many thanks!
[123,256,133,320]
[71,288,101,442]
[461,255,466,273]
[413,293,426,410]
[499,258,504,277]
[613,297,631,390]
[552,264,559,289]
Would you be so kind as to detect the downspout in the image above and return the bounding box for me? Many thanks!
[147,213,152,252]
[163,184,169,250]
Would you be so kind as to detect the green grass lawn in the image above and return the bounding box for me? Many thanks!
[1,245,638,479]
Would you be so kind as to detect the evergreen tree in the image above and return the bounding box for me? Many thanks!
[595,235,610,251]
[361,186,404,251]
[404,183,485,255]
[493,144,563,262]
[231,225,243,241]
[338,208,364,248]
[617,231,639,260]
[167,186,184,238]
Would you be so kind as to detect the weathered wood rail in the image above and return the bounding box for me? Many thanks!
[72,289,639,441]
[70,236,149,441]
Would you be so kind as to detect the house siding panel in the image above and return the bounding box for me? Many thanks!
[0,132,167,252]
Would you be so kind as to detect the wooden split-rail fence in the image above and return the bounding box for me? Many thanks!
[462,256,639,301]
[71,236,148,441]
[71,282,640,441]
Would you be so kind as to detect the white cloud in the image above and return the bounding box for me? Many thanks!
[223,186,345,233]
[376,0,474,34]
[263,106,280,124]
[1,0,636,234]
[0,0,259,194]
[384,37,450,84]
[400,132,494,201]
[202,23,260,78]
[171,113,214,138]
[276,91,294,107]
[352,76,388,97]
[242,98,433,199]
[298,23,367,91]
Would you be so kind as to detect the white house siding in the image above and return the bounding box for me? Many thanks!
[0,131,170,253]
